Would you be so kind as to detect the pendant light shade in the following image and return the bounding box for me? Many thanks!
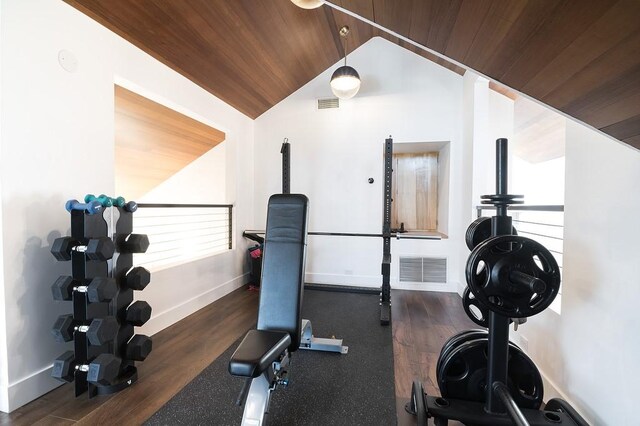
[290,0,324,9]
[330,65,361,99]
[330,26,361,100]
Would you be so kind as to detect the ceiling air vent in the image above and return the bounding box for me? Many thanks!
[317,97,339,109]
[399,257,447,283]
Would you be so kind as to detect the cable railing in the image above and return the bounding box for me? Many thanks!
[133,203,233,271]
[476,204,564,311]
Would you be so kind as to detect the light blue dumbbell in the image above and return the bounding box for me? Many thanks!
[65,199,103,215]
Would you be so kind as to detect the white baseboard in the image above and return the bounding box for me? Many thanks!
[306,272,458,292]
[538,367,591,423]
[0,273,250,414]
[508,334,592,423]
[2,365,61,413]
[305,272,379,288]
[393,282,458,292]
[140,273,249,337]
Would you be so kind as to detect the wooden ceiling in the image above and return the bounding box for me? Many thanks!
[66,0,640,149]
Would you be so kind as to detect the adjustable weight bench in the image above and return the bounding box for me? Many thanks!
[229,194,346,425]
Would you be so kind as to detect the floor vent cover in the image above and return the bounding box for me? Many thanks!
[399,257,447,283]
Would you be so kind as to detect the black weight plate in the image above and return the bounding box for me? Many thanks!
[437,332,521,388]
[439,338,543,409]
[462,287,489,328]
[437,329,487,385]
[465,217,518,251]
[466,235,561,318]
[463,287,514,328]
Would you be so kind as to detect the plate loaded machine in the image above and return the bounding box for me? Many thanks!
[279,137,395,326]
[407,139,589,426]
[380,137,393,325]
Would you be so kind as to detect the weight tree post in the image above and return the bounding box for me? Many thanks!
[281,138,290,194]
[380,136,393,326]
[485,138,514,414]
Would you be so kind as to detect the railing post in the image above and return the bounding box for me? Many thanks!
[228,205,233,250]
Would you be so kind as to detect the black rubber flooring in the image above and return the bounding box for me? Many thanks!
[145,289,396,425]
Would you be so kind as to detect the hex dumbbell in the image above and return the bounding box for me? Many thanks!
[65,199,103,215]
[126,301,152,326]
[51,276,117,302]
[52,351,121,385]
[116,234,149,254]
[51,314,118,345]
[51,237,115,262]
[126,335,153,361]
[125,266,151,290]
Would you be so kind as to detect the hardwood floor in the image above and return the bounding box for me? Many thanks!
[1,287,474,425]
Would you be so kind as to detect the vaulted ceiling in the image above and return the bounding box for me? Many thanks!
[64,0,640,149]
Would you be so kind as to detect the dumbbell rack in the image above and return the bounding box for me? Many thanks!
[55,204,148,398]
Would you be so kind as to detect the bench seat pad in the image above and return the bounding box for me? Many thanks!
[229,329,291,378]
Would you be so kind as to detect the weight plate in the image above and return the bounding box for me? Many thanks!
[466,235,561,318]
[437,329,487,385]
[438,338,543,409]
[462,287,490,328]
[465,217,518,251]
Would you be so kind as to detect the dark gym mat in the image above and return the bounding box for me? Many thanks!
[145,289,396,426]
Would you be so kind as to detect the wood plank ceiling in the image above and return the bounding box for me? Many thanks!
[65,0,640,149]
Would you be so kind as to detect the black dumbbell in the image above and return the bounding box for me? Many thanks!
[51,314,118,345]
[51,276,117,302]
[124,201,138,213]
[51,237,115,261]
[125,266,151,290]
[126,301,152,326]
[52,351,121,385]
[126,335,152,361]
[116,234,149,254]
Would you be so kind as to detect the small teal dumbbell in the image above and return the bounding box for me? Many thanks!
[65,199,103,215]
[110,195,126,208]
[84,194,113,207]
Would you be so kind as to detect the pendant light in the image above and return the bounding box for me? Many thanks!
[290,0,324,9]
[330,26,361,100]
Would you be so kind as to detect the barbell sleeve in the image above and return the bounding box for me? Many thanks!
[509,271,546,294]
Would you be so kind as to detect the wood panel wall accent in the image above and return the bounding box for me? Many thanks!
[66,0,640,149]
[114,85,225,199]
[392,153,438,231]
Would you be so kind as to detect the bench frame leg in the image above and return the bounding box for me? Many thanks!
[242,372,271,426]
[299,319,348,354]
[241,352,290,426]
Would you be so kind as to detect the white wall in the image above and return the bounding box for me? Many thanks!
[511,155,565,205]
[0,0,253,412]
[509,120,640,424]
[254,37,465,291]
[139,143,227,204]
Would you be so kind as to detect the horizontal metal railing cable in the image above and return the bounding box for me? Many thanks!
[134,203,233,270]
